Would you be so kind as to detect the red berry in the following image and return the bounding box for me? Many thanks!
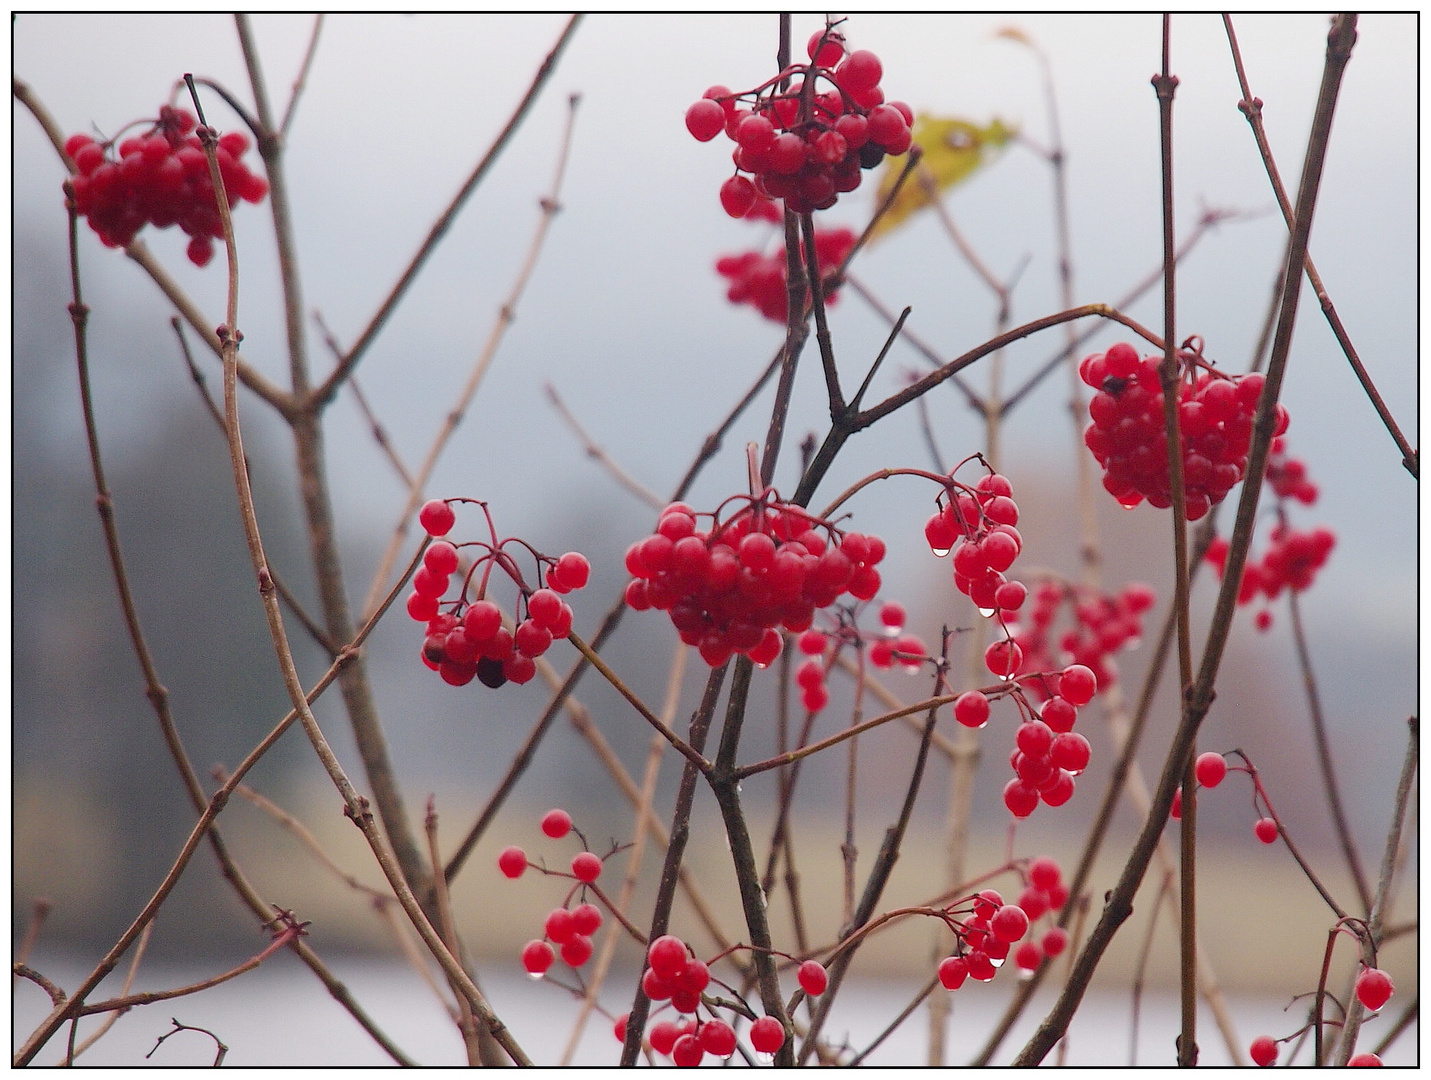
[1059,664,1097,706]
[571,851,602,883]
[836,49,883,94]
[1250,1035,1278,1067]
[699,1018,737,1058]
[613,1013,628,1043]
[419,499,455,537]
[953,691,990,728]
[985,639,1023,678]
[749,1016,786,1055]
[555,551,590,589]
[938,955,969,990]
[1194,751,1227,789]
[1050,731,1091,773]
[647,934,689,980]
[686,98,726,141]
[570,902,603,936]
[798,959,828,996]
[1041,696,1077,733]
[1355,967,1394,1012]
[497,846,527,879]
[522,939,554,976]
[649,1020,680,1056]
[719,174,757,218]
[879,600,907,629]
[991,904,1030,943]
[1014,940,1043,971]
[1028,856,1062,891]
[1041,926,1069,957]
[1004,778,1039,818]
[1347,1052,1384,1066]
[1254,817,1279,844]
[561,934,594,967]
[540,808,571,838]
[545,907,576,945]
[671,1034,704,1067]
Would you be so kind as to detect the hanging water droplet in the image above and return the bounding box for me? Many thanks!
[528,971,545,981]
[1017,966,1036,981]
[990,956,1006,968]
[977,606,996,618]
[931,546,951,558]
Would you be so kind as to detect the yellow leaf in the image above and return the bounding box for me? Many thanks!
[870,116,1016,240]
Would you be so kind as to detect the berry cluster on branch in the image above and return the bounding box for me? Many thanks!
[716,225,856,323]
[407,499,589,688]
[624,495,886,668]
[686,25,912,216]
[1081,340,1289,519]
[64,105,268,266]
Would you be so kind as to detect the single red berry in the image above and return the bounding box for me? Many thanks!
[1254,817,1279,844]
[991,904,1030,943]
[545,906,576,945]
[1040,696,1077,733]
[985,639,1023,678]
[671,1033,704,1067]
[798,959,828,996]
[556,551,590,589]
[541,807,572,838]
[1014,940,1043,971]
[1355,967,1394,1012]
[1004,778,1039,818]
[1041,926,1069,957]
[497,846,527,879]
[561,934,594,967]
[522,939,554,976]
[649,1020,680,1056]
[879,600,907,629]
[1050,731,1091,773]
[1347,1052,1384,1066]
[836,49,883,94]
[699,1017,737,1058]
[686,98,727,141]
[749,1016,786,1055]
[571,851,602,883]
[1194,751,1227,789]
[676,958,710,994]
[669,988,701,1015]
[1250,1035,1278,1067]
[647,934,689,980]
[937,954,969,990]
[423,540,460,576]
[570,902,603,936]
[613,1013,628,1043]
[419,499,456,537]
[720,174,758,218]
[1028,856,1062,891]
[1059,664,1097,706]
[953,691,990,728]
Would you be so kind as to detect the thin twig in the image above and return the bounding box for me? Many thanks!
[359,93,581,622]
[309,15,581,408]
[279,14,323,138]
[1222,15,1416,479]
[1287,588,1372,913]
[425,801,481,1065]
[1012,17,1358,1063]
[546,382,664,509]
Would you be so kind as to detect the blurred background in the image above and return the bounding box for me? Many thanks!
[13,13,1417,1064]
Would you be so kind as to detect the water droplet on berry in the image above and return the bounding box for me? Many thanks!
[990,956,1006,968]
[528,970,545,981]
[931,546,951,558]
[977,606,996,618]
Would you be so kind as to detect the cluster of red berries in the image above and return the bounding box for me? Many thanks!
[499,809,607,975]
[407,499,589,688]
[938,867,1067,990]
[1250,967,1393,1066]
[1009,579,1157,698]
[955,664,1096,819]
[64,106,268,266]
[686,25,912,216]
[716,225,856,323]
[1265,437,1319,504]
[624,495,886,668]
[794,601,926,713]
[1205,525,1335,633]
[622,934,790,1064]
[1080,341,1289,520]
[924,471,1028,625]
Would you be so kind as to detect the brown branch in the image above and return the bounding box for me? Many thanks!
[1012,16,1358,1064]
[279,14,324,138]
[546,382,664,509]
[308,15,581,408]
[358,92,581,622]
[1222,14,1417,479]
